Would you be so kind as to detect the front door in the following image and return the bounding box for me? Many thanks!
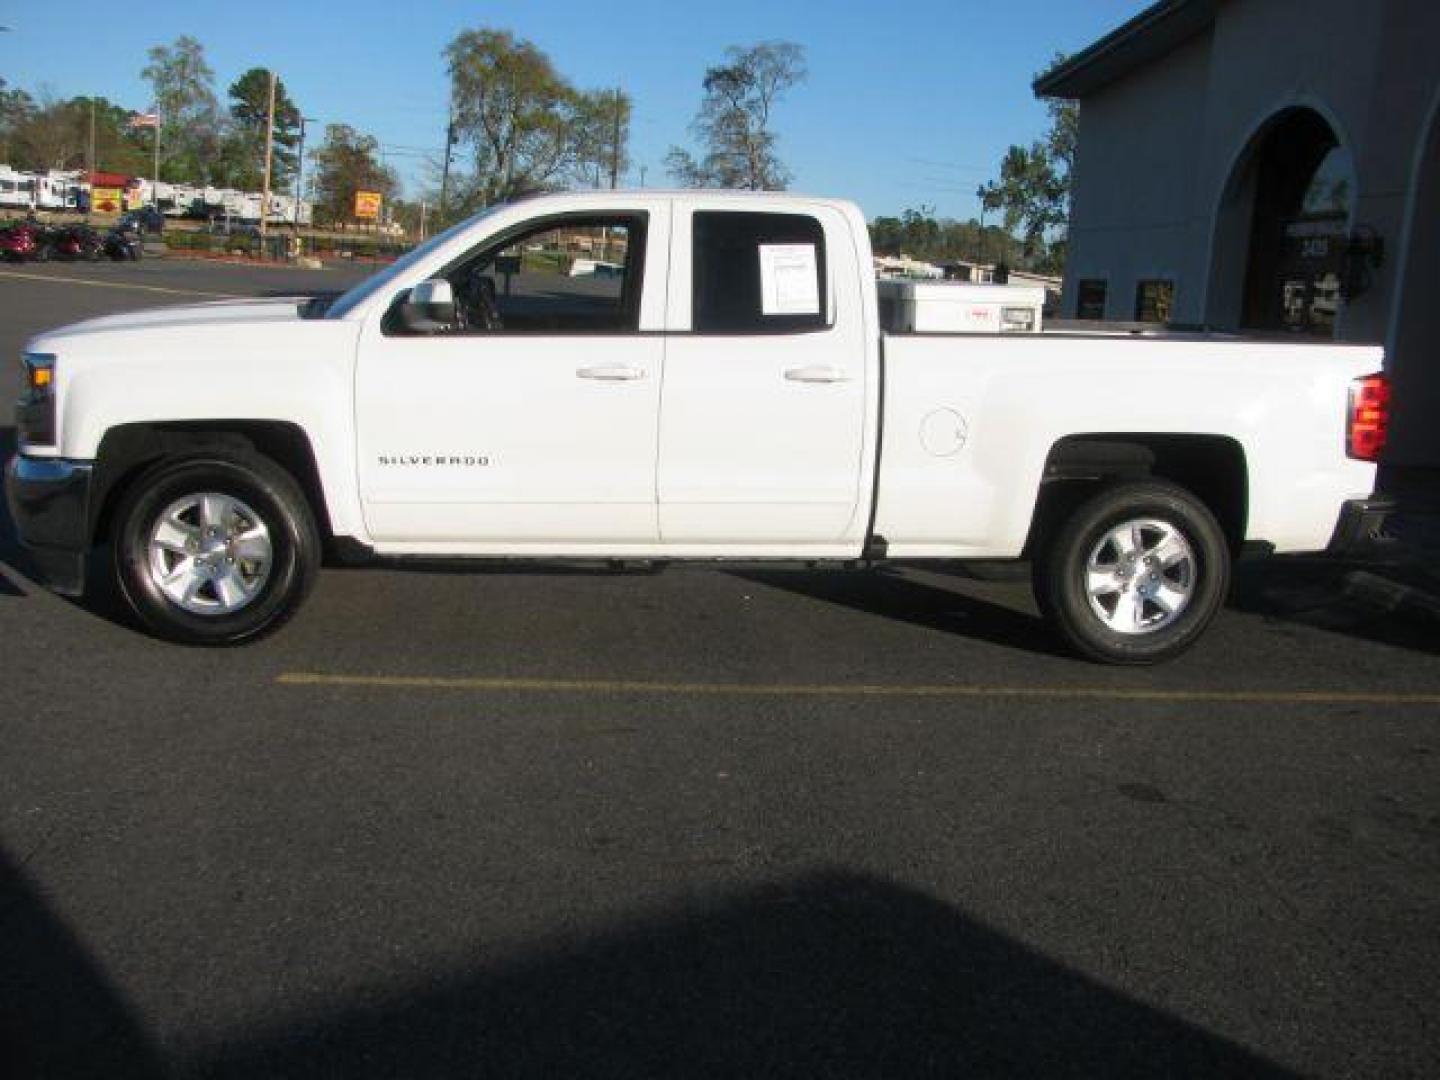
[355,209,668,547]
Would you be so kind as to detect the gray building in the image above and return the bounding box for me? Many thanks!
[1038,0,1440,468]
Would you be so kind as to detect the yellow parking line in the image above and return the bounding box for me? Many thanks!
[0,268,242,299]
[276,672,1440,705]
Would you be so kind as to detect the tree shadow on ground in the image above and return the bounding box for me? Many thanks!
[189,871,1299,1078]
[0,849,165,1078]
[1,845,1298,1078]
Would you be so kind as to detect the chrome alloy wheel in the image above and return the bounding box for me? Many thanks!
[1084,518,1196,635]
[146,492,273,615]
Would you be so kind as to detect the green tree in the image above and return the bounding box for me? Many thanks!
[444,28,580,208]
[141,35,221,182]
[0,79,37,163]
[978,55,1077,274]
[666,41,806,190]
[226,68,303,189]
[571,88,632,189]
[869,205,1030,271]
[311,123,397,224]
[69,96,155,175]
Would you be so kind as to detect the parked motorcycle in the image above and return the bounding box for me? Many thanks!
[0,222,51,262]
[51,223,105,261]
[104,226,144,261]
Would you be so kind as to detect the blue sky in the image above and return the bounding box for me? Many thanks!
[0,0,1146,220]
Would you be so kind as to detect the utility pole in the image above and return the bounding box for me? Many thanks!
[976,184,988,271]
[439,104,456,223]
[152,106,161,208]
[609,87,622,189]
[293,115,315,237]
[87,100,96,175]
[258,69,278,245]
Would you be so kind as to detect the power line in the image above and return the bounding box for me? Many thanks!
[907,156,990,174]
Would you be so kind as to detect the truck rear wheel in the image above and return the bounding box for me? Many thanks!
[1035,480,1230,664]
[111,452,320,645]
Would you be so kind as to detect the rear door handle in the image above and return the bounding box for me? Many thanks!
[784,364,851,384]
[577,364,645,381]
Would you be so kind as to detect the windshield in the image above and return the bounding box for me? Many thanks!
[325,207,502,319]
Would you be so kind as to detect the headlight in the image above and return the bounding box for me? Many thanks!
[18,352,56,445]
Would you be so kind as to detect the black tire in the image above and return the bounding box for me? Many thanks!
[111,451,320,645]
[1034,480,1230,665]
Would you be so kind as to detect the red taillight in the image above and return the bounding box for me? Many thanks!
[1347,373,1391,462]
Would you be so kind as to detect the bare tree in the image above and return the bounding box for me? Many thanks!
[667,41,806,190]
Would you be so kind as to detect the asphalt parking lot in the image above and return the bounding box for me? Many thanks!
[2,258,1438,1078]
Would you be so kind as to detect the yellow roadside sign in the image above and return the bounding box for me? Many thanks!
[354,191,382,220]
[91,187,125,213]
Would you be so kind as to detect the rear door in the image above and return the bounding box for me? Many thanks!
[658,205,871,547]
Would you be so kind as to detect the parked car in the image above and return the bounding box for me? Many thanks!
[6,191,1392,661]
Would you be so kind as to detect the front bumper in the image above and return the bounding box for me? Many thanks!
[1327,497,1397,557]
[4,454,94,595]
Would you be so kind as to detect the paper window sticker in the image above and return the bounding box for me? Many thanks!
[758,243,821,315]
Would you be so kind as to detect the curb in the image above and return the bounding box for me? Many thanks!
[159,252,330,270]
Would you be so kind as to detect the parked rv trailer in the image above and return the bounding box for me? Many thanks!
[0,166,36,210]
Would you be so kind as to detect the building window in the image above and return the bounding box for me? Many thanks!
[1134,279,1175,323]
[1076,279,1107,320]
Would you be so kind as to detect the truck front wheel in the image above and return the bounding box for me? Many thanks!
[1035,480,1230,665]
[111,452,320,645]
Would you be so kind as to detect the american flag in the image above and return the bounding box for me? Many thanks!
[128,111,159,130]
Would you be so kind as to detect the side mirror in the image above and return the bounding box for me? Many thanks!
[400,278,457,332]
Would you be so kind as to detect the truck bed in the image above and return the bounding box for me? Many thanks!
[871,332,1382,558]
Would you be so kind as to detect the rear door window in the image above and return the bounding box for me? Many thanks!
[691,211,828,333]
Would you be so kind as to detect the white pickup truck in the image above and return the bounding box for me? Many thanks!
[7,191,1394,662]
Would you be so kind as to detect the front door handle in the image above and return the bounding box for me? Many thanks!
[784,364,851,384]
[577,364,645,381]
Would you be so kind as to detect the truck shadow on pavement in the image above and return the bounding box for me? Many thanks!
[734,567,1070,658]
[1,849,1298,1079]
[1229,558,1439,656]
[742,558,1440,659]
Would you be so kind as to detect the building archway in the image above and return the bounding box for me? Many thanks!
[1206,106,1354,336]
